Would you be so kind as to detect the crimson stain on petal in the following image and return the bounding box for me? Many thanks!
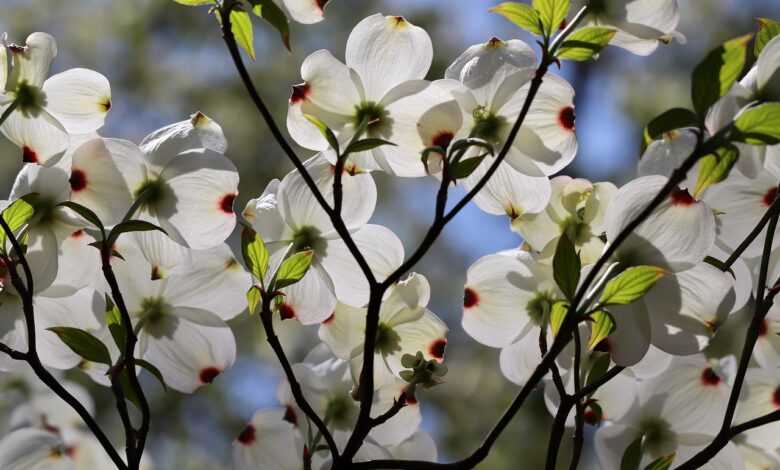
[432,131,454,150]
[70,230,84,239]
[428,338,447,361]
[670,187,696,206]
[773,386,780,408]
[219,194,236,214]
[763,187,778,207]
[22,146,39,164]
[464,287,479,308]
[199,367,221,384]
[237,424,256,445]
[70,169,88,192]
[283,405,298,426]
[322,312,335,325]
[700,367,721,387]
[290,83,311,104]
[759,319,768,337]
[279,303,296,320]
[558,106,576,132]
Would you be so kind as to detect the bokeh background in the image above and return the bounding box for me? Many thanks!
[0,0,777,468]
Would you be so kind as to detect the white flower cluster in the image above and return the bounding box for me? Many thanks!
[0,0,779,469]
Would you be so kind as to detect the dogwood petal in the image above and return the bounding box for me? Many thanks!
[278,263,337,325]
[233,408,303,470]
[9,32,57,88]
[99,138,148,195]
[499,327,545,385]
[605,175,716,272]
[34,289,103,370]
[0,428,72,470]
[141,112,227,171]
[159,149,239,249]
[164,245,250,320]
[736,368,780,451]
[630,344,673,379]
[608,301,652,367]
[387,431,437,462]
[464,160,551,219]
[370,384,421,446]
[1,106,68,165]
[321,224,403,307]
[757,35,780,93]
[445,38,536,106]
[299,49,362,117]
[318,302,366,360]
[346,14,432,100]
[594,423,643,470]
[140,311,236,393]
[463,251,552,348]
[42,68,111,135]
[282,0,326,24]
[388,309,448,368]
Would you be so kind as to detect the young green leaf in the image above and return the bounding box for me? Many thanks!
[549,300,570,336]
[273,250,314,289]
[251,0,291,51]
[47,327,112,366]
[600,266,666,306]
[620,434,644,470]
[0,197,34,252]
[247,285,262,315]
[732,102,780,145]
[693,145,739,197]
[553,233,580,301]
[241,226,270,283]
[588,310,616,350]
[644,454,675,470]
[532,0,570,38]
[58,201,105,238]
[585,353,611,391]
[136,359,168,391]
[343,138,396,155]
[231,9,256,60]
[106,305,126,351]
[691,34,752,117]
[642,108,699,147]
[490,2,543,36]
[450,156,487,179]
[556,27,616,61]
[303,114,340,154]
[755,18,780,56]
[109,220,167,245]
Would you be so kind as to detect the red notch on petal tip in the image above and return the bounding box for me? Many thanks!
[237,424,256,445]
[279,303,296,320]
[428,339,447,361]
[558,107,575,132]
[22,146,39,164]
[70,230,84,239]
[464,288,479,308]
[199,367,221,384]
[219,194,236,214]
[700,367,721,387]
[670,187,696,206]
[283,405,298,426]
[773,386,780,408]
[290,83,311,104]
[763,187,778,207]
[70,169,87,192]
[432,131,454,150]
[322,312,335,325]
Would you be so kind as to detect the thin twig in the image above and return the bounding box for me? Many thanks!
[568,332,585,470]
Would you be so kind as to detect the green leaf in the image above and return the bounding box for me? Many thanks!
[532,0,570,38]
[620,434,644,470]
[47,327,112,366]
[585,353,611,391]
[344,138,396,155]
[303,114,340,154]
[241,226,269,283]
[119,368,142,410]
[106,305,126,351]
[693,145,739,198]
[490,2,543,36]
[755,18,780,56]
[173,0,214,5]
[642,108,699,147]
[644,454,675,470]
[450,156,486,179]
[588,310,616,350]
[553,233,580,301]
[0,197,34,252]
[136,359,167,391]
[691,34,752,117]
[733,102,780,145]
[273,250,314,289]
[109,220,167,245]
[556,27,616,61]
[58,201,105,237]
[600,266,666,306]
[549,300,569,336]
[247,285,262,315]
[231,9,256,60]
[251,0,291,51]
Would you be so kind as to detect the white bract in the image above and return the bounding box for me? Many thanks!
[584,0,685,55]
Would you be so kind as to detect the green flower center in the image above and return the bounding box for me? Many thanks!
[134,178,167,212]
[13,81,46,117]
[292,225,325,253]
[353,101,388,130]
[139,297,171,327]
[471,106,506,143]
[375,322,402,356]
[640,417,676,456]
[527,291,555,326]
[325,394,356,430]
[561,216,592,245]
